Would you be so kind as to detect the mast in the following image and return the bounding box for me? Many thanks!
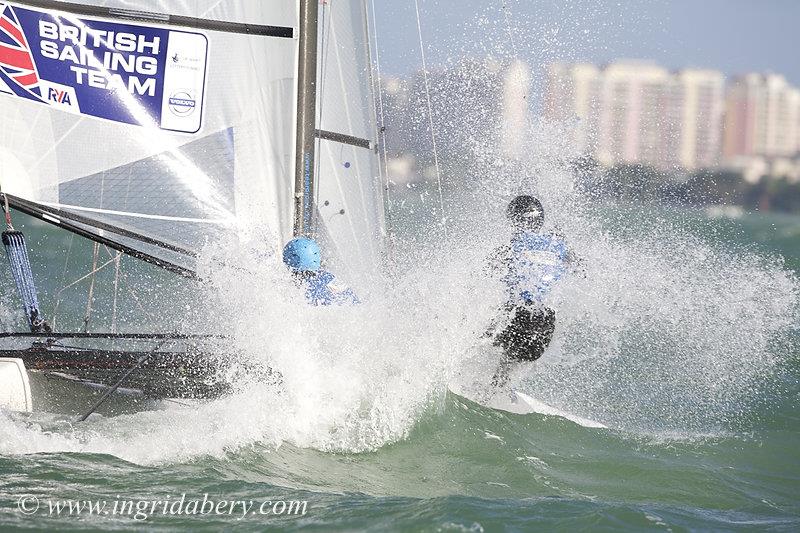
[293,0,319,237]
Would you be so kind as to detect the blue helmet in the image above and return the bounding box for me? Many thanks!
[282,237,321,272]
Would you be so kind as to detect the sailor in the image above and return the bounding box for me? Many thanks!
[489,195,573,385]
[282,237,359,306]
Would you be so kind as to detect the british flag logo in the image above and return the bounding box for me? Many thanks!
[0,3,42,101]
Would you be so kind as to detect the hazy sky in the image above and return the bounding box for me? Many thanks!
[372,0,799,85]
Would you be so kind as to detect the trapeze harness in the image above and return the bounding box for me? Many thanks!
[503,230,569,306]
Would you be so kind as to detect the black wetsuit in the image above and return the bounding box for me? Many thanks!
[492,303,556,362]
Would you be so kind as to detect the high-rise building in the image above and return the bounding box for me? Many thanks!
[723,73,800,160]
[544,62,601,156]
[678,69,726,169]
[545,61,725,171]
[596,61,682,170]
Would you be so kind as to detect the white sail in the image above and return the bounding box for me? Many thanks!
[314,0,385,284]
[0,0,385,278]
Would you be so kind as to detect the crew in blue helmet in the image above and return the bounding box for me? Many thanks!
[487,195,576,385]
[282,237,359,306]
[283,236,322,272]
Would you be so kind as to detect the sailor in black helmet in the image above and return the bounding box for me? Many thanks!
[489,195,574,386]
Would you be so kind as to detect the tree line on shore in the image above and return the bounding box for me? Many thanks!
[573,158,800,214]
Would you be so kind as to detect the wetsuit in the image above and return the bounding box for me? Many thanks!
[492,230,570,362]
[300,269,359,306]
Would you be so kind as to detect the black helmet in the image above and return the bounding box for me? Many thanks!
[507,195,544,231]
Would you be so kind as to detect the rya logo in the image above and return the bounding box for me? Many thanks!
[47,87,71,105]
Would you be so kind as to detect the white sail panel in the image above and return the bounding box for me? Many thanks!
[0,0,299,271]
[314,0,385,283]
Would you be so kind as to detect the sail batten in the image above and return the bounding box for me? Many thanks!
[40,202,234,224]
[315,129,372,150]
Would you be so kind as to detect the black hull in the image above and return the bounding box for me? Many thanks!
[3,347,229,399]
[0,333,247,401]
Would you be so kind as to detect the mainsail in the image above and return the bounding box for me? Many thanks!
[0,0,385,282]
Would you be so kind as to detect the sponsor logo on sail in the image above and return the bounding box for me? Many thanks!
[169,52,203,72]
[47,87,70,104]
[168,90,196,116]
[0,1,208,132]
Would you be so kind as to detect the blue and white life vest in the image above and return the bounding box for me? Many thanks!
[504,231,569,304]
[304,269,359,306]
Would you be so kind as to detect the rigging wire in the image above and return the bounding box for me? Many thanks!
[100,245,159,325]
[82,156,107,333]
[110,249,122,333]
[313,0,332,223]
[50,240,156,332]
[82,242,100,333]
[499,1,520,56]
[50,232,74,330]
[77,338,170,423]
[52,254,116,331]
[369,0,395,256]
[412,0,447,238]
[498,0,530,127]
[53,256,118,299]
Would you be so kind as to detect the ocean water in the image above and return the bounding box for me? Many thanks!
[0,200,798,531]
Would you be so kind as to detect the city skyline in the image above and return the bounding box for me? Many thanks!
[545,60,800,182]
[379,56,800,185]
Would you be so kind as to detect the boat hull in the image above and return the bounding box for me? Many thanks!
[0,333,255,416]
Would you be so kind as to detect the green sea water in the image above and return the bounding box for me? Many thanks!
[0,204,798,531]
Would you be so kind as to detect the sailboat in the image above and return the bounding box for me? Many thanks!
[0,0,387,414]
